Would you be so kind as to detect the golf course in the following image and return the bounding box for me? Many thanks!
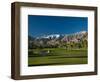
[28,48,88,66]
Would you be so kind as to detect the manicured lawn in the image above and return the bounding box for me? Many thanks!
[28,48,88,66]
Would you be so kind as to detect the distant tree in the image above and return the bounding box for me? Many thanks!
[82,39,87,48]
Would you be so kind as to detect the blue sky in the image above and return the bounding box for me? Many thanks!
[28,15,88,37]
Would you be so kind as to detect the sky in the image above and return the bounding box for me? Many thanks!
[28,15,88,37]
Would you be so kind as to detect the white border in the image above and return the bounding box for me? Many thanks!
[20,7,95,75]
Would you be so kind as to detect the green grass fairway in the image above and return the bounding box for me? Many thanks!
[28,48,88,66]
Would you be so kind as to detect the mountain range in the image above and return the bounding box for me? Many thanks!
[36,31,87,39]
[28,31,88,49]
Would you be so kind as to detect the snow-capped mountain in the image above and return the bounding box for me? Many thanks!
[35,31,87,39]
[40,34,60,39]
[75,31,87,35]
[62,31,87,42]
[28,31,88,49]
